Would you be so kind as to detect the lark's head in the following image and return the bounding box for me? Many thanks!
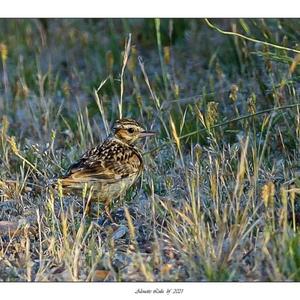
[112,118,155,144]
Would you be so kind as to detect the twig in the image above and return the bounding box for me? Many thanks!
[205,19,300,54]
[119,34,132,119]
[138,56,161,109]
[95,77,110,136]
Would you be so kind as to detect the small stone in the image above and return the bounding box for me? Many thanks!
[112,225,128,240]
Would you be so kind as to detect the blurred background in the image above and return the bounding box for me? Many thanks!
[1,19,300,149]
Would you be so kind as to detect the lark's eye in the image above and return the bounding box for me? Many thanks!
[127,128,135,133]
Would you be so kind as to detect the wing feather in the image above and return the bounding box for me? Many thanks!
[61,139,142,187]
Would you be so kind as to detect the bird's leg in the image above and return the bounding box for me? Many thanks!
[104,199,114,222]
[84,187,97,217]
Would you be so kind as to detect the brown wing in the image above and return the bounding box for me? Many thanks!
[61,139,143,185]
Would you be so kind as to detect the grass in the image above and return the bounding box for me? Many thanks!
[1,18,300,281]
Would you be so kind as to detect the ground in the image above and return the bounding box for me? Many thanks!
[0,19,300,281]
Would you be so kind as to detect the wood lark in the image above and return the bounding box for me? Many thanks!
[58,118,155,217]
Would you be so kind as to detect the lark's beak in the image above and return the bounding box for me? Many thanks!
[139,130,156,137]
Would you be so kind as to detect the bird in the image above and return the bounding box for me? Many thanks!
[57,118,155,218]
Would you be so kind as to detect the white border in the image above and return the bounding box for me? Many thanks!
[0,0,299,17]
[1,282,300,300]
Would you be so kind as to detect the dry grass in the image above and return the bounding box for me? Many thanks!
[1,19,300,281]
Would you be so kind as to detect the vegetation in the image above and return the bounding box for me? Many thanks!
[1,18,300,281]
